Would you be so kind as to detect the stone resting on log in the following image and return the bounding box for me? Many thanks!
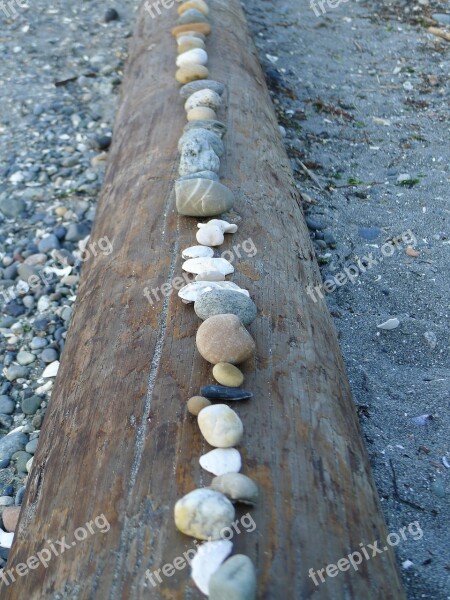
[2,0,406,598]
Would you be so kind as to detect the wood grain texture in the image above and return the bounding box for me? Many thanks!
[3,0,406,598]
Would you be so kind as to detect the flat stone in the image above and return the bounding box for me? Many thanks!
[178,0,209,16]
[196,314,255,364]
[179,170,219,182]
[199,448,241,476]
[191,540,233,595]
[196,224,224,246]
[42,361,60,378]
[176,48,208,68]
[183,257,233,276]
[198,219,238,233]
[179,281,249,304]
[175,179,234,217]
[179,129,225,157]
[210,473,258,505]
[195,270,226,282]
[209,555,257,600]
[180,79,226,99]
[198,404,244,448]
[212,363,244,387]
[195,290,257,327]
[177,8,209,25]
[187,396,211,416]
[184,119,227,137]
[176,64,209,85]
[177,35,206,54]
[187,107,217,122]
[182,245,214,259]
[200,385,252,401]
[185,89,222,112]
[174,488,235,540]
[179,138,220,176]
[358,226,381,241]
[172,22,212,37]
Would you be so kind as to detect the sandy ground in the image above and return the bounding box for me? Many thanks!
[242,0,449,598]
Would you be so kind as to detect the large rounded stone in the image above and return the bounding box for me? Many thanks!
[174,488,235,540]
[210,473,258,505]
[195,290,257,326]
[198,404,243,448]
[196,314,255,365]
[2,506,21,532]
[212,363,244,387]
[209,555,257,600]
[176,179,234,217]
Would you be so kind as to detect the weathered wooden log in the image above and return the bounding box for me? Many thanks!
[3,0,406,598]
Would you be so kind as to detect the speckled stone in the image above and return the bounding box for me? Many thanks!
[178,129,225,157]
[184,119,227,137]
[176,64,209,84]
[198,404,244,448]
[210,473,258,505]
[185,89,222,112]
[176,179,234,217]
[187,395,211,416]
[196,314,255,365]
[194,290,257,327]
[180,79,226,99]
[179,138,220,176]
[209,555,257,600]
[174,488,235,540]
[212,363,244,387]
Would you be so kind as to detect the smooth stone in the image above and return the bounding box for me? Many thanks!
[212,363,244,388]
[195,290,257,327]
[26,457,34,473]
[175,179,234,217]
[2,507,21,533]
[305,216,326,231]
[191,540,233,596]
[0,497,14,507]
[179,171,219,182]
[177,8,209,24]
[25,437,39,454]
[185,89,222,112]
[187,107,217,122]
[174,488,235,540]
[171,22,211,37]
[196,225,224,246]
[42,361,60,378]
[183,258,233,276]
[177,34,206,48]
[178,40,206,54]
[174,29,206,40]
[187,396,211,416]
[184,119,227,137]
[358,226,381,241]
[179,281,249,304]
[377,318,400,330]
[200,448,241,476]
[176,65,209,85]
[4,365,29,382]
[21,395,42,415]
[182,245,214,259]
[197,315,255,365]
[198,404,244,448]
[178,0,209,16]
[16,351,36,366]
[195,271,226,282]
[210,473,258,505]
[0,432,28,461]
[14,451,32,474]
[201,385,252,401]
[180,79,226,99]
[0,528,14,549]
[176,48,208,68]
[178,129,225,157]
[179,138,220,176]
[209,555,257,600]
[198,219,238,234]
[0,397,15,415]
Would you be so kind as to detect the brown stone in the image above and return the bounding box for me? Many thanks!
[171,23,211,37]
[196,314,255,365]
[2,506,21,532]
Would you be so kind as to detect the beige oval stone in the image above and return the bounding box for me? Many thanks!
[176,48,208,68]
[187,107,217,121]
[198,404,244,447]
[178,0,210,16]
[174,488,235,540]
[210,473,258,505]
[172,22,211,37]
[196,314,255,365]
[176,64,209,84]
[212,363,244,387]
[177,37,206,54]
[174,29,206,40]
[2,506,21,532]
[187,395,211,416]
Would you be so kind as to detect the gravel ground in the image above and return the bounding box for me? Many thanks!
[242,0,449,597]
[0,0,448,598]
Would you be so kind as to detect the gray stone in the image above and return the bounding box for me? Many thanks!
[21,395,42,415]
[177,8,208,24]
[176,179,234,217]
[179,170,219,182]
[180,79,225,99]
[4,365,29,381]
[0,496,14,507]
[41,348,58,363]
[13,451,32,474]
[194,290,257,326]
[178,129,225,157]
[0,197,25,218]
[17,263,39,283]
[65,222,91,242]
[209,555,257,600]
[38,234,60,253]
[184,120,227,138]
[16,351,36,366]
[0,432,28,461]
[179,138,220,177]
[25,438,39,454]
[30,337,48,350]
[0,396,15,415]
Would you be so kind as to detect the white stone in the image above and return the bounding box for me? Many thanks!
[198,219,238,234]
[179,138,220,177]
[0,528,14,549]
[183,257,233,276]
[176,48,208,68]
[210,473,258,504]
[174,488,235,540]
[42,361,60,378]
[178,281,249,303]
[198,404,244,448]
[182,245,214,259]
[185,89,222,112]
[26,457,34,473]
[199,448,242,476]
[191,540,233,595]
[196,224,224,246]
[195,270,226,282]
[377,318,400,330]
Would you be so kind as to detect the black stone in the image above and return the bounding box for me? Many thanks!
[200,385,253,401]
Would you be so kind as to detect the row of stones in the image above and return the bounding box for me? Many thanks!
[169,3,257,599]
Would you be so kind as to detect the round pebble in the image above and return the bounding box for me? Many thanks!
[174,488,235,540]
[196,314,255,365]
[198,404,243,448]
[212,363,244,387]
[2,506,21,533]
[187,107,217,121]
[175,178,234,217]
[210,473,258,505]
[176,64,209,85]
[209,555,257,600]
[195,290,257,327]
[176,48,208,68]
[187,395,211,416]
